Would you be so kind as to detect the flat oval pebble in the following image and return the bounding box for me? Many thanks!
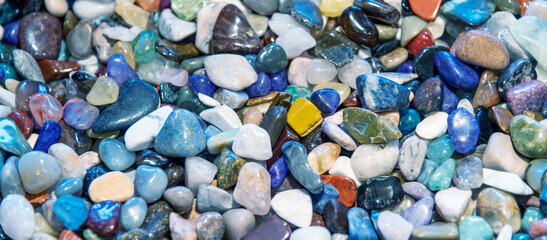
[271,189,313,228]
[88,171,135,203]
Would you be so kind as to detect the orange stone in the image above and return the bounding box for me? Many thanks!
[136,0,160,12]
[489,106,514,134]
[407,29,435,57]
[59,230,83,240]
[311,212,326,227]
[26,191,50,204]
[37,60,81,83]
[320,175,357,208]
[518,0,534,15]
[409,0,442,21]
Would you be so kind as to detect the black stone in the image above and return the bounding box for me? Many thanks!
[357,176,404,210]
[413,77,444,116]
[301,127,329,153]
[354,0,401,25]
[414,45,450,80]
[164,164,184,188]
[155,40,200,62]
[373,39,399,57]
[497,59,537,98]
[323,199,349,234]
[136,150,171,168]
[476,106,494,144]
[340,6,379,48]
[313,31,359,68]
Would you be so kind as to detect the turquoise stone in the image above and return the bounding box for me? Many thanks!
[134,165,168,203]
[154,109,206,158]
[255,44,288,73]
[121,197,148,230]
[427,158,455,191]
[281,141,324,194]
[53,195,89,230]
[398,109,421,135]
[510,115,547,158]
[99,138,136,171]
[132,30,160,64]
[58,39,69,61]
[417,159,439,186]
[311,183,339,214]
[425,135,454,165]
[1,156,25,198]
[55,177,84,197]
[512,233,532,240]
[0,118,32,156]
[18,151,61,194]
[0,63,16,81]
[521,207,546,232]
[348,207,378,240]
[458,216,494,240]
[284,85,312,103]
[440,0,496,27]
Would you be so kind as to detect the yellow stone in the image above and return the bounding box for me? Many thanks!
[313,82,351,105]
[308,142,341,174]
[88,171,134,202]
[110,41,136,69]
[287,98,323,137]
[86,76,120,106]
[115,2,149,28]
[320,0,353,17]
[182,199,202,222]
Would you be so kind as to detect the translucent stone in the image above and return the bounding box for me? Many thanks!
[0,195,35,240]
[18,151,62,194]
[115,2,149,28]
[307,143,341,175]
[306,59,338,85]
[0,118,32,156]
[233,162,271,215]
[337,56,372,89]
[86,76,120,106]
[276,28,317,59]
[110,41,136,69]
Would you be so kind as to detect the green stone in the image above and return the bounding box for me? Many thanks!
[117,229,151,240]
[313,31,359,67]
[343,107,402,144]
[284,85,312,103]
[269,92,292,111]
[458,216,494,240]
[521,207,546,232]
[493,0,521,15]
[175,85,207,114]
[375,23,398,42]
[411,223,459,240]
[84,229,112,240]
[216,148,246,189]
[426,135,454,165]
[427,158,455,191]
[417,159,439,186]
[132,30,160,64]
[510,115,547,158]
[171,0,209,21]
[180,56,206,74]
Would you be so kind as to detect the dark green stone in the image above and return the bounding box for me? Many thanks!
[269,92,292,111]
[180,56,206,74]
[259,106,288,146]
[142,201,172,239]
[155,40,200,62]
[313,31,359,67]
[343,107,402,144]
[255,44,288,73]
[216,148,246,189]
[301,127,329,152]
[175,85,207,114]
[159,82,180,104]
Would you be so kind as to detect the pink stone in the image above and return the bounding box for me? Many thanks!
[28,93,63,127]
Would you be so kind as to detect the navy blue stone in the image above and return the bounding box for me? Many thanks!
[268,68,288,92]
[398,109,421,135]
[310,88,340,115]
[281,141,323,194]
[323,199,349,234]
[246,72,271,98]
[414,45,450,80]
[413,77,444,116]
[447,107,479,154]
[291,0,323,30]
[188,74,216,97]
[92,79,159,134]
[442,80,459,114]
[83,166,107,198]
[476,106,494,144]
[497,59,537,98]
[269,156,289,189]
[33,120,62,152]
[348,207,378,240]
[403,79,421,94]
[0,68,5,84]
[373,40,399,58]
[541,185,547,212]
[2,19,19,45]
[435,51,479,90]
[311,183,339,214]
[396,60,414,73]
[357,176,403,210]
[356,74,411,112]
[255,44,288,73]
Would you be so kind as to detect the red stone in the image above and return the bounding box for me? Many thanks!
[7,110,34,138]
[409,0,442,21]
[407,29,435,57]
[266,126,299,168]
[38,60,81,83]
[263,29,278,46]
[342,91,362,108]
[320,175,357,208]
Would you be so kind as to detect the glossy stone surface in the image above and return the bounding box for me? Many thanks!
[453,30,510,70]
[311,89,340,115]
[477,187,521,234]
[0,194,35,240]
[141,201,172,238]
[33,120,62,152]
[135,165,168,203]
[154,109,206,158]
[88,171,134,203]
[356,74,411,112]
[0,118,32,155]
[440,0,496,26]
[507,80,547,115]
[29,93,63,127]
[413,77,444,116]
[497,59,536,98]
[53,195,89,230]
[357,176,403,210]
[18,151,61,194]
[447,107,480,153]
[287,98,323,137]
[414,45,450,80]
[340,6,379,48]
[85,200,121,236]
[459,216,494,240]
[66,20,93,59]
[435,51,479,90]
[99,138,135,171]
[212,4,262,55]
[510,114,547,158]
[291,1,323,29]
[19,12,62,61]
[282,141,324,195]
[343,107,402,144]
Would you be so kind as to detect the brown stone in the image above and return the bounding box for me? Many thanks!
[490,106,514,134]
[38,60,81,82]
[473,70,502,109]
[454,30,510,70]
[342,91,362,108]
[136,0,161,12]
[311,212,326,227]
[243,107,263,125]
[246,92,278,107]
[25,191,50,204]
[320,175,357,208]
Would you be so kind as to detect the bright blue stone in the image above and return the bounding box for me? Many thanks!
[398,109,421,135]
[541,185,547,212]
[2,19,19,45]
[442,83,459,113]
[440,0,496,26]
[512,233,532,240]
[134,165,168,203]
[256,44,288,73]
[269,156,289,189]
[435,51,479,90]
[281,141,323,194]
[311,183,339,214]
[83,166,107,198]
[106,54,139,86]
[0,118,32,156]
[188,74,216,97]
[154,109,206,158]
[99,138,136,171]
[311,88,340,115]
[291,0,323,29]
[33,121,61,152]
[53,195,89,230]
[246,72,271,98]
[0,63,16,80]
[121,197,147,230]
[396,60,414,73]
[356,74,411,112]
[369,210,384,239]
[348,207,378,240]
[268,68,288,92]
[55,177,83,197]
[447,107,479,154]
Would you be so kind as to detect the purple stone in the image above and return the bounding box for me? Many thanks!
[242,215,291,240]
[63,100,100,130]
[400,196,434,227]
[15,80,49,112]
[269,156,289,189]
[85,200,121,236]
[106,54,139,86]
[402,182,433,200]
[506,80,547,115]
[18,12,62,61]
[323,198,349,234]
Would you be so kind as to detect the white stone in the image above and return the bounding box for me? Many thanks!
[0,105,10,118]
[184,157,218,194]
[195,2,227,53]
[435,187,471,222]
[322,121,358,151]
[72,0,115,20]
[351,141,399,182]
[27,133,38,148]
[268,13,309,36]
[271,189,313,228]
[288,57,312,88]
[426,15,446,39]
[358,47,372,59]
[200,105,243,131]
[45,0,68,17]
[0,195,35,240]
[324,110,344,125]
[481,11,517,37]
[232,124,272,161]
[328,156,361,186]
[306,59,338,85]
[204,54,258,91]
[0,26,3,40]
[69,55,100,75]
[482,132,528,178]
[102,26,137,42]
[398,139,427,181]
[49,143,87,179]
[482,168,534,195]
[198,93,221,108]
[337,56,372,89]
[159,9,196,42]
[79,151,101,170]
[247,13,269,37]
[377,211,413,240]
[289,226,331,240]
[233,162,271,215]
[541,119,547,128]
[0,87,16,109]
[457,99,474,116]
[125,106,174,151]
[276,27,316,59]
[4,79,18,93]
[496,224,513,240]
[207,128,239,154]
[416,111,448,139]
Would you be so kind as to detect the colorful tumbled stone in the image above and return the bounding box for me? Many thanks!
[357,176,404,210]
[510,114,547,158]
[434,51,479,90]
[86,201,121,236]
[287,98,323,137]
[356,74,411,112]
[310,89,340,115]
[53,195,89,230]
[343,107,402,144]
[440,0,496,26]
[0,117,32,155]
[33,121,62,152]
[216,148,246,190]
[212,4,263,55]
[282,141,324,194]
[447,107,480,153]
[453,30,510,70]
[506,80,547,115]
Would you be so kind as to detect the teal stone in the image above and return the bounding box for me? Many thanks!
[180,56,206,74]
[440,0,496,27]
[18,151,61,194]
[121,197,148,230]
[175,85,208,114]
[0,118,32,156]
[154,109,206,158]
[398,109,421,135]
[510,115,547,158]
[132,30,160,64]
[255,44,288,73]
[1,156,25,198]
[53,195,89,230]
[58,40,69,61]
[521,207,546,232]
[55,177,84,197]
[427,158,455,191]
[0,63,17,80]
[425,135,454,165]
[284,85,312,103]
[417,159,439,186]
[458,216,494,240]
[134,165,168,203]
[281,141,324,194]
[526,159,547,192]
[99,138,136,171]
